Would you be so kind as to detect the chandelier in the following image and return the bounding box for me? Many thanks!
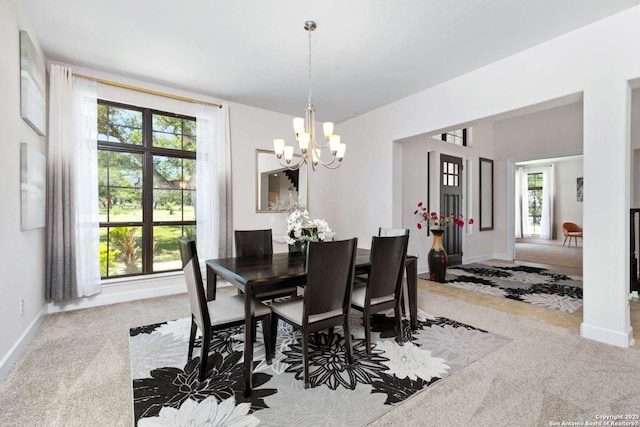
[273,20,346,171]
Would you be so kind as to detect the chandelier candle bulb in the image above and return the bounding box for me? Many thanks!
[337,143,346,160]
[284,146,294,163]
[329,134,341,154]
[323,122,334,139]
[298,132,310,152]
[293,117,305,135]
[273,139,285,158]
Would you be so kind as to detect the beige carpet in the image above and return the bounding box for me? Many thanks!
[515,239,582,270]
[1,285,639,426]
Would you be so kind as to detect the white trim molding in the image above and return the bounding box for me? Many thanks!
[580,322,634,348]
[0,306,47,383]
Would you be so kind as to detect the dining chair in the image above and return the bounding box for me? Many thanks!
[179,238,273,382]
[269,238,358,388]
[351,234,409,354]
[234,229,273,256]
[376,228,410,313]
[378,227,410,237]
[234,229,298,300]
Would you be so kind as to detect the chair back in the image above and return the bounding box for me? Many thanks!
[378,227,410,237]
[562,222,582,235]
[234,229,273,257]
[367,235,409,302]
[178,238,210,330]
[303,238,357,323]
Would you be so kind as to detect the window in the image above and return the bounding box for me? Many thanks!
[527,172,543,235]
[98,100,197,278]
[431,128,467,146]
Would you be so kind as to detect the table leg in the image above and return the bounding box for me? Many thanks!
[405,256,418,329]
[244,285,255,396]
[206,264,218,301]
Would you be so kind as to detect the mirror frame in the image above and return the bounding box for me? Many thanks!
[255,149,308,213]
[479,157,494,231]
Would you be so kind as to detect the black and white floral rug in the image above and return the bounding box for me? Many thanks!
[129,309,510,426]
[420,261,583,313]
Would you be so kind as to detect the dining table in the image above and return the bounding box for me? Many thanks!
[205,248,417,395]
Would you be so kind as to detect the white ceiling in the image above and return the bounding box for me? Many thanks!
[16,0,640,123]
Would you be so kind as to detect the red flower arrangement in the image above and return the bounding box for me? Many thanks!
[414,201,473,231]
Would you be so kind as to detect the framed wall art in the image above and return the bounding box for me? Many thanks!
[20,143,46,230]
[20,30,47,136]
[577,177,583,202]
[479,157,494,231]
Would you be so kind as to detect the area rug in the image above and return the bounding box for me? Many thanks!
[129,309,510,426]
[420,261,583,313]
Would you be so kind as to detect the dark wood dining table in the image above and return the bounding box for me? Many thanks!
[205,248,417,395]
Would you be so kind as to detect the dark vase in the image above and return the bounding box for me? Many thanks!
[427,229,448,283]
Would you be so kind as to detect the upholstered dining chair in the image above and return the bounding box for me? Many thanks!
[269,238,358,388]
[234,229,298,300]
[376,228,410,313]
[179,238,273,381]
[351,234,409,354]
[562,222,583,247]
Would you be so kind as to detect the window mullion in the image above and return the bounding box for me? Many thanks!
[142,108,154,274]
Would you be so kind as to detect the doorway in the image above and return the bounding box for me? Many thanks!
[513,155,583,270]
[440,154,463,265]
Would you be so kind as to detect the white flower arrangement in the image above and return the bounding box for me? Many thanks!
[285,209,334,245]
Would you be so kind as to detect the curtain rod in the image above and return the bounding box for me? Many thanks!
[72,73,222,108]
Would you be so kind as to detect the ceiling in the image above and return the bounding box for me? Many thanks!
[16,0,640,123]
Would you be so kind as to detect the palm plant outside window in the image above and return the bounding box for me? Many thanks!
[98,100,196,278]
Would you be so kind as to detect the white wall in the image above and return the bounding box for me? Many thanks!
[553,157,584,239]
[0,0,48,380]
[494,102,584,245]
[314,6,640,347]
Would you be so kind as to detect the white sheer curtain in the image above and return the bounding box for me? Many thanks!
[46,65,100,301]
[196,103,232,260]
[515,167,531,238]
[540,165,555,240]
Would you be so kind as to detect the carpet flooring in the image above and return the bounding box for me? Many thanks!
[420,261,583,313]
[1,288,639,426]
[129,311,510,426]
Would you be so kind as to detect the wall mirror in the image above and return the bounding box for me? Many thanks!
[255,149,308,212]
[479,157,494,231]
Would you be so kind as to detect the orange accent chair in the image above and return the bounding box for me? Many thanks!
[562,222,583,247]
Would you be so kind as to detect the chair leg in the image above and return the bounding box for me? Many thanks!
[395,301,405,346]
[303,331,310,389]
[270,316,279,360]
[199,327,211,382]
[252,322,257,343]
[363,310,372,355]
[188,317,197,360]
[262,316,273,364]
[563,236,568,246]
[343,316,353,365]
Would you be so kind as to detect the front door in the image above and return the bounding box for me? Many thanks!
[440,154,463,266]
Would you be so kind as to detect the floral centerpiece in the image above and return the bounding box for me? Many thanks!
[286,209,334,246]
[414,202,473,231]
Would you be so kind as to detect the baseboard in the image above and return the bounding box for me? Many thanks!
[47,280,187,314]
[0,306,47,383]
[580,322,634,348]
[462,254,496,264]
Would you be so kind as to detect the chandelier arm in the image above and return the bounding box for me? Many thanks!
[278,155,305,171]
